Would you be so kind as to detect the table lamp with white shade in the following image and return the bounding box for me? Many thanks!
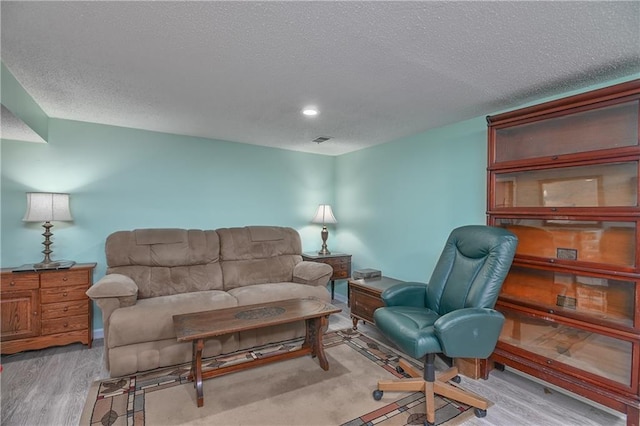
[22,192,75,270]
[311,204,337,255]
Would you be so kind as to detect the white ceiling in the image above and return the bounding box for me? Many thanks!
[1,1,639,156]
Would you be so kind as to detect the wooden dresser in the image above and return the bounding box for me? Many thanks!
[487,80,640,425]
[1,263,96,354]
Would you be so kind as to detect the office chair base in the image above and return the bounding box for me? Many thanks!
[375,359,490,424]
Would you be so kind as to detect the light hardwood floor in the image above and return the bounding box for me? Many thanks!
[1,299,628,426]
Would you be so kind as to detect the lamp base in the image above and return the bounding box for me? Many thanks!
[318,225,331,255]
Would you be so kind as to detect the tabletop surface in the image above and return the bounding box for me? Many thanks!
[173,297,341,342]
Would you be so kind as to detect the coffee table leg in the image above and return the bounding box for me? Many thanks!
[307,315,330,370]
[193,339,205,407]
[352,317,359,330]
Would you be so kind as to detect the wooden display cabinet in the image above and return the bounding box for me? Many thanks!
[487,80,640,425]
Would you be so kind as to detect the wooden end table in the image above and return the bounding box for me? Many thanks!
[173,297,341,407]
[348,276,404,330]
[302,253,352,300]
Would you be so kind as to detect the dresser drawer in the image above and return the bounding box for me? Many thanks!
[322,257,350,268]
[323,258,352,279]
[351,290,385,323]
[41,315,87,335]
[331,268,350,279]
[41,299,88,320]
[40,269,89,288]
[1,273,39,292]
[40,285,88,304]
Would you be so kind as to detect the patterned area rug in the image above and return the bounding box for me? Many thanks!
[80,329,474,425]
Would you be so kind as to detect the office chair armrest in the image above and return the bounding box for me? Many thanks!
[380,282,427,307]
[434,308,505,359]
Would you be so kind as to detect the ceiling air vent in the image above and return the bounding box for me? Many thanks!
[312,136,331,144]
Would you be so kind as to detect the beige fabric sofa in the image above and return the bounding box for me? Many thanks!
[86,226,333,377]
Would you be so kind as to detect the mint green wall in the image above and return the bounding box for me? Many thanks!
[333,117,487,297]
[1,119,335,331]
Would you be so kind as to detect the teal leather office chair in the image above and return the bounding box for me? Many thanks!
[372,225,517,425]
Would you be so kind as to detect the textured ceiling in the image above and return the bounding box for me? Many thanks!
[1,1,639,155]
[1,105,45,143]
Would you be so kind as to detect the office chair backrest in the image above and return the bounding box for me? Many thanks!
[425,225,517,315]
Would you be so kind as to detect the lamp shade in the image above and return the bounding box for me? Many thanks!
[311,204,337,225]
[23,192,73,222]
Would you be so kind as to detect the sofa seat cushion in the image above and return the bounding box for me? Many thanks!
[227,282,331,306]
[108,290,238,348]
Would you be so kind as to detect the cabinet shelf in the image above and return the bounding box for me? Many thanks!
[496,307,634,389]
[487,79,640,425]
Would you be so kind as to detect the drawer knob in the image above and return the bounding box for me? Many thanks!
[63,322,69,328]
[63,277,68,281]
[63,306,69,312]
[546,359,553,365]
[63,292,68,297]
[10,281,15,286]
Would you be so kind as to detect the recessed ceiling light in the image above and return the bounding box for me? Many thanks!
[302,107,319,117]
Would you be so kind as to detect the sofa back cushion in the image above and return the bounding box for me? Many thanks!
[217,226,302,290]
[105,229,223,299]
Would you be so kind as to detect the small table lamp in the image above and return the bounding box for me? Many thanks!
[22,192,74,269]
[311,204,338,255]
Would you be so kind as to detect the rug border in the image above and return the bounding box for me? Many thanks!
[80,328,475,426]
[79,379,101,425]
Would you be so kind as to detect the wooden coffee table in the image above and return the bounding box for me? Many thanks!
[173,297,341,407]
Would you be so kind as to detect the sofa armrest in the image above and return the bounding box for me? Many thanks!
[292,261,333,286]
[85,273,138,325]
[86,273,138,302]
[85,274,138,370]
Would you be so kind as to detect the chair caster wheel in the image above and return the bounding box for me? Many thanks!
[451,375,461,383]
[396,365,404,374]
[372,389,383,401]
[423,421,434,426]
[474,408,487,418]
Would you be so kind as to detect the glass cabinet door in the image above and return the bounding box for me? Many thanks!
[494,219,637,269]
[492,161,638,210]
[493,100,639,163]
[498,308,634,389]
[499,265,636,328]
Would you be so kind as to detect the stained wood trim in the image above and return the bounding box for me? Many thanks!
[488,79,640,126]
